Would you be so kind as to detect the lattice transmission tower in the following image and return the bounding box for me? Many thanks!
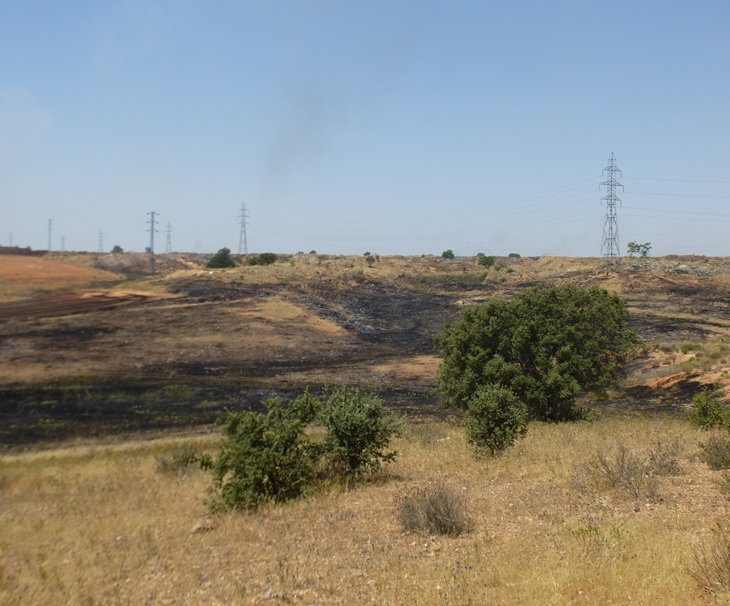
[165,222,173,254]
[237,202,249,255]
[600,153,623,262]
[147,211,159,254]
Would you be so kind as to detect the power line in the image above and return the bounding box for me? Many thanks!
[147,211,159,254]
[238,202,249,255]
[600,153,623,263]
[165,221,173,254]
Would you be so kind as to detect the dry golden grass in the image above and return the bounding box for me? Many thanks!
[1,414,729,605]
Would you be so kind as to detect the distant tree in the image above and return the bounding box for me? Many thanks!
[508,253,521,258]
[363,251,371,256]
[365,255,375,267]
[476,252,485,258]
[247,252,278,266]
[145,247,152,254]
[111,245,123,254]
[478,255,495,267]
[627,242,651,257]
[207,247,236,268]
[309,250,317,254]
[442,250,455,260]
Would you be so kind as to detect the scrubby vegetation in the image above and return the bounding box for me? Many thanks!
[464,384,527,454]
[198,387,401,510]
[247,252,278,266]
[398,483,471,536]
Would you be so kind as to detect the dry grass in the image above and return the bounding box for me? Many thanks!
[1,415,728,604]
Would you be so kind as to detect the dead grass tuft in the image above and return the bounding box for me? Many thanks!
[687,525,730,594]
[398,483,471,536]
[701,432,730,470]
[592,443,660,501]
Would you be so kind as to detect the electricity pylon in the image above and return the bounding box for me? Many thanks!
[600,153,623,263]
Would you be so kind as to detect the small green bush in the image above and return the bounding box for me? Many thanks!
[317,386,402,476]
[464,385,528,454]
[682,343,704,354]
[478,255,495,267]
[365,255,375,267]
[508,252,520,258]
[442,249,455,259]
[689,388,728,429]
[207,247,236,268]
[247,252,278,266]
[202,394,320,510]
[398,484,471,536]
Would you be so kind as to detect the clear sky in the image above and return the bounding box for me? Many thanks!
[1,1,729,257]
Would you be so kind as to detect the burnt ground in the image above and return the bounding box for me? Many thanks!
[3,253,730,447]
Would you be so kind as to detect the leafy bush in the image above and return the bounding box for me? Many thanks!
[111,245,123,254]
[317,387,402,476]
[202,394,320,510]
[689,388,728,429]
[207,247,236,268]
[478,255,495,267]
[508,252,520,258]
[398,484,470,536]
[464,385,528,454]
[436,285,640,421]
[442,249,455,259]
[702,433,730,470]
[247,252,278,266]
[365,255,375,267]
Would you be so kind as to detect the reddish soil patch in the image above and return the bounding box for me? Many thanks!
[0,255,118,285]
[0,290,155,320]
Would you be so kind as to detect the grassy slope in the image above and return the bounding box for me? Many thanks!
[0,413,726,605]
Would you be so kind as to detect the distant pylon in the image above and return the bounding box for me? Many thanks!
[98,231,104,253]
[165,221,173,254]
[61,235,65,252]
[600,153,623,262]
[238,202,249,255]
[47,219,52,251]
[147,211,159,254]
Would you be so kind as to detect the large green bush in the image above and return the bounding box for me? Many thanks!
[318,386,402,476]
[201,387,401,509]
[207,247,236,268]
[464,385,528,454]
[435,285,640,421]
[202,393,319,510]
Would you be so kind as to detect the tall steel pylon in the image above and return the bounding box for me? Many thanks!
[237,202,249,255]
[600,153,623,262]
[98,231,104,253]
[47,219,52,251]
[147,211,159,254]
[165,222,173,254]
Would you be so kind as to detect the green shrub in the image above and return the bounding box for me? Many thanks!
[111,245,123,254]
[442,249,455,260]
[682,343,703,354]
[207,247,236,268]
[202,393,320,510]
[365,255,375,267]
[317,386,402,476]
[398,484,471,536]
[478,255,495,267]
[689,388,728,429]
[464,385,528,454]
[436,285,640,421]
[508,252,520,258]
[247,252,278,266]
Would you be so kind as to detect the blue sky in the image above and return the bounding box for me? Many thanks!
[1,1,729,256]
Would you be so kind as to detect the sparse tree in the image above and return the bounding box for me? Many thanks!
[442,250,455,260]
[111,245,123,254]
[207,247,236,268]
[627,242,651,257]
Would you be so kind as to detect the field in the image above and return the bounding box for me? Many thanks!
[3,251,730,604]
